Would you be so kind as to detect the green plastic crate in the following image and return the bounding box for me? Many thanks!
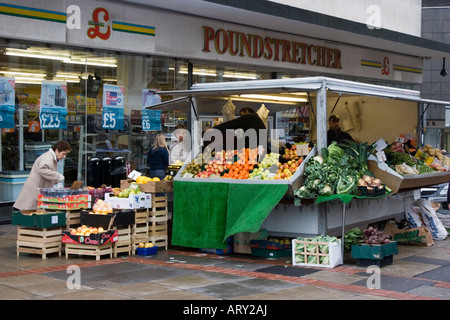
[12,211,66,228]
[351,241,398,260]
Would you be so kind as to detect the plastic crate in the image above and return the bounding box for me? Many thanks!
[292,238,342,268]
[357,185,386,197]
[351,241,398,260]
[136,246,158,256]
[356,255,394,267]
[12,211,66,228]
[251,247,291,258]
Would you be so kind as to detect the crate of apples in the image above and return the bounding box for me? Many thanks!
[136,242,158,255]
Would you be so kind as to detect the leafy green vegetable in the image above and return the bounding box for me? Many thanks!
[343,227,364,252]
[338,140,376,177]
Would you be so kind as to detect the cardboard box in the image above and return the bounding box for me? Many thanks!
[104,192,151,209]
[367,159,450,194]
[120,179,173,193]
[37,201,91,210]
[80,210,136,228]
[296,144,309,156]
[62,230,118,245]
[233,230,268,254]
[38,194,91,203]
[12,210,66,228]
[383,221,434,246]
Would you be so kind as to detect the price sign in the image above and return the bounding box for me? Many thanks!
[0,78,15,129]
[28,121,40,133]
[102,85,124,130]
[142,109,161,131]
[39,81,68,129]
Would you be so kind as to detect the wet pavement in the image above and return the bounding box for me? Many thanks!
[0,223,449,305]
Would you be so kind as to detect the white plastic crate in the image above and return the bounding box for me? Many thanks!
[292,238,342,268]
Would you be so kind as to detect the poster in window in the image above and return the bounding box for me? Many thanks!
[142,89,161,131]
[0,77,15,129]
[39,81,68,129]
[102,84,125,130]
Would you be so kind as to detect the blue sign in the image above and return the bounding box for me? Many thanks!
[39,81,68,129]
[0,78,15,129]
[102,84,125,130]
[142,109,161,131]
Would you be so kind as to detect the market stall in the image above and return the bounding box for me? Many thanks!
[147,77,450,256]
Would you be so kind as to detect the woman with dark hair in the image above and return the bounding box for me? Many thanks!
[14,140,71,211]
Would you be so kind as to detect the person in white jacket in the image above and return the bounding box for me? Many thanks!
[13,140,71,211]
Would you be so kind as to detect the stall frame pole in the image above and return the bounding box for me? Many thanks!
[316,81,328,235]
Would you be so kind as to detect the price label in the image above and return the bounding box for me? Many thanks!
[28,121,40,133]
[102,112,117,129]
[40,113,62,129]
[102,85,124,131]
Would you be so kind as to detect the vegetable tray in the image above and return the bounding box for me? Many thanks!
[351,241,398,260]
[357,185,386,197]
[292,238,342,268]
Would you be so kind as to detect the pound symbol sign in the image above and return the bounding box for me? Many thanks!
[87,7,111,40]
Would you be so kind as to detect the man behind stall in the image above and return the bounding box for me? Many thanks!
[327,114,354,145]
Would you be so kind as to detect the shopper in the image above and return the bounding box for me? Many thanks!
[214,107,268,151]
[169,124,190,164]
[147,133,169,180]
[13,140,71,211]
[327,114,354,145]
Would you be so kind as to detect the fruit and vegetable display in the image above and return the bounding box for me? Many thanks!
[385,142,447,175]
[180,146,304,180]
[138,242,155,248]
[89,199,113,215]
[361,226,391,245]
[293,235,340,265]
[111,183,142,198]
[295,140,383,199]
[69,225,105,236]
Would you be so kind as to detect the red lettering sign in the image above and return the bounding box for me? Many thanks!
[87,8,111,40]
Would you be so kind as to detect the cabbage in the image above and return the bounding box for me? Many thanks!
[295,255,305,264]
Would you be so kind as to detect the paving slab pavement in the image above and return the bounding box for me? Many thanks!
[0,223,449,307]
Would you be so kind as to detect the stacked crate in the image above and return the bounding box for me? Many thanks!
[148,194,169,250]
[12,210,66,259]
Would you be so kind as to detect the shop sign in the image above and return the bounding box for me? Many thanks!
[39,81,68,129]
[102,84,125,131]
[202,26,342,70]
[0,77,15,129]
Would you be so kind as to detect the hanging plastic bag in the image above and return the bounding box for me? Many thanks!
[222,99,236,122]
[257,104,269,128]
[416,199,448,240]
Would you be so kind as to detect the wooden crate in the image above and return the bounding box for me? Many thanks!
[65,243,113,260]
[134,209,149,224]
[113,225,132,257]
[150,194,168,215]
[65,210,81,229]
[17,226,62,259]
[148,236,168,250]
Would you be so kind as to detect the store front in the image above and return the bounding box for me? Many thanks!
[0,0,447,203]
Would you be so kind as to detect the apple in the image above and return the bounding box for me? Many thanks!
[138,243,145,248]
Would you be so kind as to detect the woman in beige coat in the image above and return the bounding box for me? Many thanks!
[13,141,71,211]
